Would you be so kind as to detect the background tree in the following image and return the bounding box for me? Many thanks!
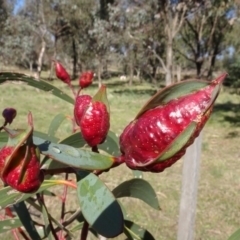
[178,0,236,78]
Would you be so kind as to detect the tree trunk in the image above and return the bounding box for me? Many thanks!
[36,39,46,80]
[176,65,181,82]
[196,62,202,79]
[165,38,173,86]
[72,37,78,79]
[97,58,102,88]
[128,61,134,86]
[207,52,217,79]
[29,61,33,72]
[48,36,58,81]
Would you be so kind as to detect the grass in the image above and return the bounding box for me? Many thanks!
[0,69,240,240]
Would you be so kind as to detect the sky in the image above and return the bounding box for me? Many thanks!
[14,0,25,14]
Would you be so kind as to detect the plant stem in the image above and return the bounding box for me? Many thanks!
[42,167,75,176]
[69,83,76,98]
[59,173,69,240]
[92,145,99,153]
[54,208,81,232]
[80,221,89,240]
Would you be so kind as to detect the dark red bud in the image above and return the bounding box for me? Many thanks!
[79,71,94,89]
[120,74,226,172]
[53,61,71,85]
[80,101,110,147]
[0,144,43,193]
[74,95,92,126]
[74,95,110,146]
[2,108,17,125]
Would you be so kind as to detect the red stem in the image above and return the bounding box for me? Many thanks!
[80,221,89,240]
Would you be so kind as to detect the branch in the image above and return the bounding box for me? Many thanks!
[150,48,167,73]
[175,48,195,63]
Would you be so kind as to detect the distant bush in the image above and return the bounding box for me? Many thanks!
[225,57,240,88]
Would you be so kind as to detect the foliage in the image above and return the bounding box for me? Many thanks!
[224,57,240,89]
[0,68,227,240]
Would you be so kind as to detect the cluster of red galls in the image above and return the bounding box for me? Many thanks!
[0,61,227,193]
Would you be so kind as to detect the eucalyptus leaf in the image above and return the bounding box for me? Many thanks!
[112,179,160,210]
[135,80,209,119]
[0,217,22,233]
[124,220,155,240]
[155,122,197,163]
[34,136,115,170]
[39,198,56,240]
[0,72,74,105]
[132,170,143,179]
[0,180,59,208]
[92,85,110,113]
[77,171,124,238]
[48,113,67,138]
[98,131,120,156]
[228,228,240,240]
[14,201,41,240]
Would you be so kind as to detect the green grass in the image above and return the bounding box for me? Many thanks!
[0,69,240,240]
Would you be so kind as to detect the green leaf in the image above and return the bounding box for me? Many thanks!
[124,220,155,240]
[48,113,67,138]
[34,131,59,143]
[132,170,143,179]
[0,131,8,147]
[59,132,86,147]
[98,131,120,156]
[92,85,110,113]
[77,171,124,238]
[0,217,22,233]
[156,122,197,162]
[136,73,227,119]
[112,179,160,210]
[14,201,41,240]
[228,228,240,240]
[0,180,59,208]
[135,80,209,119]
[34,136,115,170]
[39,197,56,240]
[26,197,73,237]
[0,72,74,105]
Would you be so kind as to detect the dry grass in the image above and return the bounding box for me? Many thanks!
[0,69,240,240]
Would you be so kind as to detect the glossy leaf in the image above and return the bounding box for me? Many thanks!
[0,180,59,208]
[132,170,143,179]
[135,80,209,119]
[77,171,124,238]
[228,228,240,240]
[40,198,56,240]
[14,201,41,240]
[98,131,120,156]
[92,85,110,113]
[112,179,160,210]
[124,220,155,240]
[156,122,197,163]
[0,72,74,104]
[0,131,8,147]
[26,197,73,237]
[0,218,22,233]
[59,132,86,148]
[34,136,115,170]
[48,113,67,138]
[136,73,227,119]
